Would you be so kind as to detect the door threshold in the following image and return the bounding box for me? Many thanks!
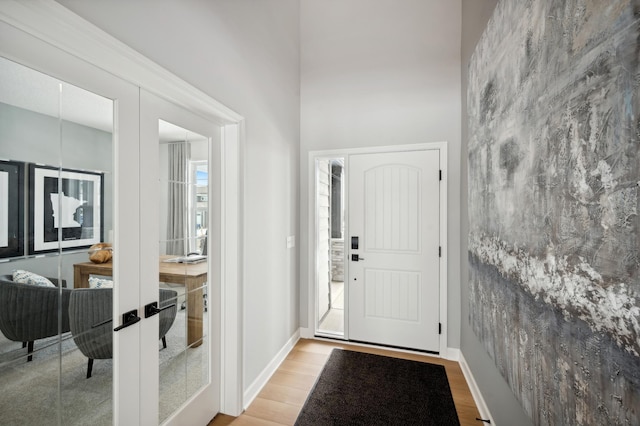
[314,333,346,341]
[312,335,440,357]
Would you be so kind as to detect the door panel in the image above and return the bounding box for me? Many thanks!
[140,90,219,425]
[0,27,140,424]
[348,150,440,352]
[364,269,420,321]
[364,165,421,252]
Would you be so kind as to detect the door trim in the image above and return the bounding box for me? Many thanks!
[308,142,448,354]
[0,0,245,419]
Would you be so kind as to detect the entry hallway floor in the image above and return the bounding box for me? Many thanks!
[209,339,482,426]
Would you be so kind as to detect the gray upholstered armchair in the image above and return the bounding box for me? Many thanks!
[0,274,72,362]
[69,288,178,378]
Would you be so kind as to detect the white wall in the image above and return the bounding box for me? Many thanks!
[300,0,462,347]
[57,0,301,393]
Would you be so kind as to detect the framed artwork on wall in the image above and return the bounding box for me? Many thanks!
[29,164,104,254]
[0,160,25,259]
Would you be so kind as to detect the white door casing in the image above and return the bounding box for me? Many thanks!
[348,149,441,352]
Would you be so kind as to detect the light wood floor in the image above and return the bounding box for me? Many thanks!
[208,339,481,426]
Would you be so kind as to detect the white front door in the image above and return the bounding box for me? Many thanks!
[348,149,441,352]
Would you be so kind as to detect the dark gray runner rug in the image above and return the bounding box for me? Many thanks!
[295,349,460,426]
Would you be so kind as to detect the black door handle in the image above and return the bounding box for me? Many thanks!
[113,309,141,332]
[144,301,177,318]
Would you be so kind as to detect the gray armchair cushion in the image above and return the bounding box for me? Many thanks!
[0,276,72,343]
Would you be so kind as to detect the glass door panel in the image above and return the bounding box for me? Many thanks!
[139,88,219,424]
[158,120,210,423]
[59,79,114,426]
[315,157,346,338]
[0,56,114,424]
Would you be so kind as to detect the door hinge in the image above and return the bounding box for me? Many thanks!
[439,323,442,335]
[439,246,442,257]
[439,170,442,181]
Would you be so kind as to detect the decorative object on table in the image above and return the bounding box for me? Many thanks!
[88,242,112,264]
[29,164,103,254]
[0,160,25,259]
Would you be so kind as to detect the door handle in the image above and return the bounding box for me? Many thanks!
[113,309,141,331]
[144,301,177,318]
[351,254,365,261]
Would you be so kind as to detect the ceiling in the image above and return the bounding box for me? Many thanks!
[0,56,206,142]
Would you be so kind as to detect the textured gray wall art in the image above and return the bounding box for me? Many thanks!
[467,1,640,424]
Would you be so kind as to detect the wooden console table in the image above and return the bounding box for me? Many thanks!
[73,256,207,347]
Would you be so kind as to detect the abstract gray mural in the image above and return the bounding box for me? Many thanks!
[468,1,640,424]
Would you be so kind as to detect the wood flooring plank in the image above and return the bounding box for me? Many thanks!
[257,382,308,407]
[268,370,316,392]
[208,413,235,425]
[292,340,335,355]
[243,397,301,425]
[277,359,324,376]
[285,349,329,366]
[227,415,285,426]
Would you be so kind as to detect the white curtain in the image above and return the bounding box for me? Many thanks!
[166,142,190,255]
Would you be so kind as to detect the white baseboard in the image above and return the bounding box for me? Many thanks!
[459,352,495,425]
[243,329,300,410]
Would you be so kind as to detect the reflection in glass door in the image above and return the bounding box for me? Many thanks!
[157,120,210,422]
[0,56,115,425]
[316,157,346,337]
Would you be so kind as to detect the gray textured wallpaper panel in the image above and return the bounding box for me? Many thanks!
[468,1,640,424]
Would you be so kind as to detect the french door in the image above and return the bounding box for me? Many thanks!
[0,13,220,424]
[139,90,220,425]
[0,18,143,425]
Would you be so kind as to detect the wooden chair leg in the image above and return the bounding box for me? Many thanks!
[162,336,167,349]
[87,359,94,379]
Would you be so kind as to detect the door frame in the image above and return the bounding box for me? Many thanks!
[0,0,245,420]
[307,142,448,354]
